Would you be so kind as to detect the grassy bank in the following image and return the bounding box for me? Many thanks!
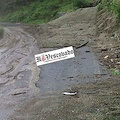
[0,0,96,24]
[98,0,120,22]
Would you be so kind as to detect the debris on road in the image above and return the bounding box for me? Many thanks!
[63,92,77,96]
[110,59,113,62]
[75,41,89,49]
[79,28,84,30]
[10,88,29,96]
[104,55,109,59]
[101,48,108,51]
[85,50,90,53]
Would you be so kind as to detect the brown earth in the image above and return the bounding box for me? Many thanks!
[24,7,97,48]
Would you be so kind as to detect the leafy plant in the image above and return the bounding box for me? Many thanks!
[112,69,120,76]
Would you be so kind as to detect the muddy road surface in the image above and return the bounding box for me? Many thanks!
[0,26,40,119]
[36,46,108,95]
[0,25,109,120]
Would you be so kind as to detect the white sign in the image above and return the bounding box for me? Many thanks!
[35,46,75,66]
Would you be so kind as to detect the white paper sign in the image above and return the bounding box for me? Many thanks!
[35,46,75,66]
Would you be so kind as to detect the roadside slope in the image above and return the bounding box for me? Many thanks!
[25,7,97,48]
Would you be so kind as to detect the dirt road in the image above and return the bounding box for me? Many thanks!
[0,25,109,120]
[0,26,41,119]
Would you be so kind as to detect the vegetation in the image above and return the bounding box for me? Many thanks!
[98,0,120,22]
[112,69,120,76]
[0,0,96,24]
[0,26,4,39]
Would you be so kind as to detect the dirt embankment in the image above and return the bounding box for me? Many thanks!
[24,7,97,48]
[95,8,120,71]
[24,6,120,71]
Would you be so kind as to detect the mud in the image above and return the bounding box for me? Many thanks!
[0,6,119,120]
[0,26,40,119]
[0,25,109,120]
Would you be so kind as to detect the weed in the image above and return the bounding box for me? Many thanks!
[112,69,120,76]
[98,0,120,22]
[0,26,4,39]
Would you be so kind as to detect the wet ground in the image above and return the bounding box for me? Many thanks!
[0,23,111,119]
[0,26,40,120]
[36,46,109,95]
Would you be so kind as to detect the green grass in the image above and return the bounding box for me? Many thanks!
[98,0,120,22]
[112,69,120,76]
[0,0,95,24]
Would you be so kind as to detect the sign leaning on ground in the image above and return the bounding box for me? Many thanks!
[35,46,75,66]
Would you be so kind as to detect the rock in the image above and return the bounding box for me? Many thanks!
[79,28,84,30]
